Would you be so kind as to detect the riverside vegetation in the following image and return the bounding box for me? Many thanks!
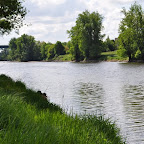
[0,74,125,144]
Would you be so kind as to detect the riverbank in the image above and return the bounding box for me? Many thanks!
[0,74,125,144]
[100,51,128,62]
[49,51,128,62]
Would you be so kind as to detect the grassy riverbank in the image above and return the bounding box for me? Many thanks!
[99,51,128,62]
[52,54,73,62]
[0,74,125,144]
[51,51,128,62]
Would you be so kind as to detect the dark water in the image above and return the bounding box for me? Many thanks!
[0,61,144,144]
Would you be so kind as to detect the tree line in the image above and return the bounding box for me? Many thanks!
[0,34,66,61]
[0,34,116,61]
[0,2,144,62]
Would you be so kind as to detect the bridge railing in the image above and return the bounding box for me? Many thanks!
[0,45,9,49]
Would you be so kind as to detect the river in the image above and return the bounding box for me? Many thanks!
[0,61,144,144]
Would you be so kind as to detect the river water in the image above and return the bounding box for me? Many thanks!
[0,61,144,144]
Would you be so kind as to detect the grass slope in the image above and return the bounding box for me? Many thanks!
[52,54,73,62]
[0,74,125,144]
[100,51,128,62]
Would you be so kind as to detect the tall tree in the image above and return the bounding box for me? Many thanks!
[118,2,144,61]
[68,25,83,62]
[0,0,27,35]
[7,34,41,61]
[104,36,116,51]
[54,41,66,56]
[46,44,55,60]
[16,34,36,61]
[68,10,104,61]
[40,42,47,60]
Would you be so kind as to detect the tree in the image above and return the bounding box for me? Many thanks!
[8,38,17,60]
[40,42,47,60]
[46,44,55,60]
[118,2,144,61]
[68,10,104,61]
[33,41,41,61]
[7,34,41,61]
[0,49,8,60]
[104,36,116,51]
[0,0,27,35]
[16,34,36,61]
[118,28,137,61]
[68,25,83,62]
[54,41,66,56]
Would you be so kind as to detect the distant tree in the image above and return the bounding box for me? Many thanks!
[8,38,17,60]
[104,36,116,51]
[46,44,55,60]
[0,49,8,60]
[40,42,47,60]
[67,41,71,50]
[61,42,69,53]
[118,2,144,61]
[54,41,66,56]
[0,0,27,35]
[16,34,36,61]
[34,41,41,61]
[68,10,104,61]
[8,34,41,61]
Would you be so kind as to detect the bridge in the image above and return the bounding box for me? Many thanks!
[0,45,9,52]
[0,45,9,49]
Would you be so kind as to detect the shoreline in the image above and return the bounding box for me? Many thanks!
[0,59,131,63]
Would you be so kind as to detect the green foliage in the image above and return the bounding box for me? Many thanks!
[135,49,142,59]
[0,74,125,144]
[103,37,117,52]
[68,10,104,61]
[100,51,128,61]
[54,41,66,56]
[52,54,73,61]
[8,38,17,60]
[0,36,70,61]
[46,44,55,60]
[118,2,144,61]
[8,34,41,61]
[0,49,8,60]
[0,0,27,35]
[40,42,47,60]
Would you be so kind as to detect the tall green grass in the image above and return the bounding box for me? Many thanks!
[0,74,125,144]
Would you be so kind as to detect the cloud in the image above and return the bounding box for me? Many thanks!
[25,0,85,17]
[30,0,66,8]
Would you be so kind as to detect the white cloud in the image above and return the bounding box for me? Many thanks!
[30,0,66,8]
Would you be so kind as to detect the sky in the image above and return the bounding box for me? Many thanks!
[0,0,144,45]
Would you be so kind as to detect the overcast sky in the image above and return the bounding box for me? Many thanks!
[0,0,143,45]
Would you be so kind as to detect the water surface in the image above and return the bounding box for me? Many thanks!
[0,61,144,144]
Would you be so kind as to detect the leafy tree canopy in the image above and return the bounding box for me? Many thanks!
[118,2,144,61]
[54,41,66,56]
[103,36,117,52]
[68,10,104,61]
[8,34,41,61]
[0,0,27,35]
